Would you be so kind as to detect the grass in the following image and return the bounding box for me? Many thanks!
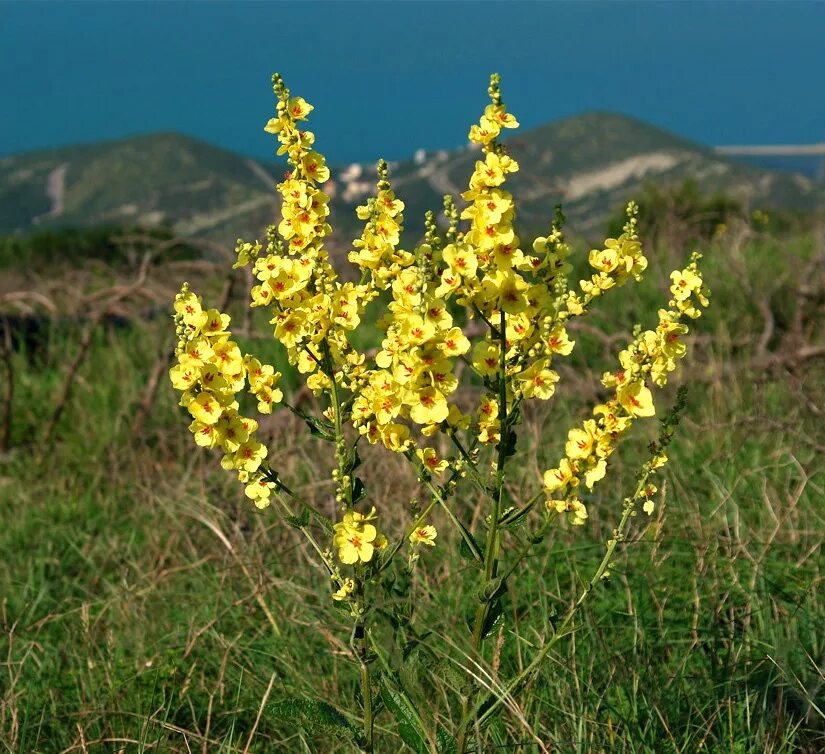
[1,227,823,753]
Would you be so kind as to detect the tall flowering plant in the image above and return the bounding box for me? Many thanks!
[170,73,710,752]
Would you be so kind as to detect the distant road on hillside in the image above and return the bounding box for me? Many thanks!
[715,143,825,156]
[714,143,825,183]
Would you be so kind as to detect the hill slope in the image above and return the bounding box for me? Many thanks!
[336,112,824,238]
[0,133,280,244]
[2,115,824,250]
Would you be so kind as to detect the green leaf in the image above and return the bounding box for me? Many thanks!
[289,404,336,441]
[305,415,336,441]
[379,674,429,754]
[311,509,334,534]
[343,442,362,476]
[352,477,367,503]
[436,728,457,753]
[481,597,505,639]
[454,518,484,564]
[499,428,518,461]
[467,592,506,640]
[476,576,506,604]
[425,658,469,694]
[286,506,310,529]
[497,499,537,529]
[267,697,361,742]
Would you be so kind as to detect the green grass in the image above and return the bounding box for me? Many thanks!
[1,231,823,753]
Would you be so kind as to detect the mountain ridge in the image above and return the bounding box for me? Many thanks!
[2,113,823,249]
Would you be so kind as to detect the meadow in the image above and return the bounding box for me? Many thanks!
[1,220,823,753]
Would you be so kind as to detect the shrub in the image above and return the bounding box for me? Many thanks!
[169,73,710,752]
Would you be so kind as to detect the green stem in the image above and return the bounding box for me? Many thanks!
[358,626,373,752]
[377,494,439,574]
[322,340,353,509]
[467,471,651,731]
[272,492,334,576]
[474,308,510,632]
[321,341,373,750]
[458,309,509,754]
[420,472,484,563]
[448,431,489,496]
[497,508,556,586]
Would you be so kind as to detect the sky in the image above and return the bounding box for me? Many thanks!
[2,1,824,166]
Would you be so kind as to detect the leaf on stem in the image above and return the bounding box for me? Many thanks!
[379,673,430,754]
[267,697,361,742]
[497,499,537,529]
[456,522,485,565]
[288,404,336,441]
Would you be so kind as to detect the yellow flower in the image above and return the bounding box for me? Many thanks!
[584,458,607,489]
[409,387,449,425]
[333,513,378,565]
[409,525,437,547]
[273,311,308,349]
[416,448,448,476]
[244,356,276,392]
[337,531,376,564]
[566,421,598,459]
[179,338,214,370]
[188,392,223,425]
[189,420,219,449]
[215,413,249,453]
[332,578,355,601]
[545,326,575,356]
[169,363,199,391]
[438,327,471,358]
[234,440,267,473]
[264,115,288,134]
[484,103,519,129]
[198,364,229,395]
[286,96,313,120]
[543,458,577,493]
[201,309,231,337]
[380,422,410,453]
[545,497,588,525]
[443,243,478,278]
[244,477,274,509]
[211,338,243,377]
[472,341,501,377]
[254,384,284,414]
[589,247,619,274]
[174,291,208,333]
[517,360,559,400]
[617,380,655,417]
[302,151,330,183]
[468,116,500,146]
[399,315,436,346]
[570,499,589,525]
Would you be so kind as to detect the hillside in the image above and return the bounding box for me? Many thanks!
[0,133,280,245]
[344,112,825,238]
[2,114,824,251]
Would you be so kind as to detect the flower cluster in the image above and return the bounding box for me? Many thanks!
[173,72,710,579]
[169,284,281,508]
[349,252,473,451]
[348,75,577,460]
[348,160,412,289]
[542,253,709,524]
[238,74,372,398]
